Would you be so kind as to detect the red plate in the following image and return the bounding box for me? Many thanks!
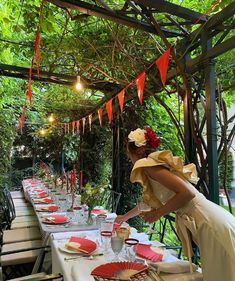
[65,237,97,254]
[91,262,148,280]
[135,244,163,262]
[42,215,69,224]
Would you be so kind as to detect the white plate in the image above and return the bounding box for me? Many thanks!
[58,244,96,255]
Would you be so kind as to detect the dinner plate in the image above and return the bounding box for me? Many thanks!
[42,215,70,224]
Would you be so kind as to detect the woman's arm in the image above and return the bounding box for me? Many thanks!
[143,165,195,223]
[115,205,141,224]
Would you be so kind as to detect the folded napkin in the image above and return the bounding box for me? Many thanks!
[66,237,97,254]
[51,231,91,240]
[34,197,54,204]
[37,205,59,212]
[91,209,107,216]
[37,192,49,198]
[105,213,117,221]
[43,215,68,224]
[41,212,67,217]
[150,260,198,274]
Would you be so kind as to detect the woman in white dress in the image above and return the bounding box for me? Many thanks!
[116,127,235,281]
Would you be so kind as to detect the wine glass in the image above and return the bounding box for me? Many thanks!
[124,238,139,261]
[111,236,124,261]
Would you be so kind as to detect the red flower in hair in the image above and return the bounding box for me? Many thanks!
[144,127,160,149]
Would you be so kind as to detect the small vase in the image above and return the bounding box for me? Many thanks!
[86,207,94,225]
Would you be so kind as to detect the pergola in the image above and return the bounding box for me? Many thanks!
[0,0,234,204]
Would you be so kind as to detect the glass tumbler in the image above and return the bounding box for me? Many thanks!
[124,238,139,261]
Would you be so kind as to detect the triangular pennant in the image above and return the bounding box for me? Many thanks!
[106,99,113,124]
[97,108,103,126]
[76,120,80,134]
[88,114,92,131]
[72,121,75,134]
[82,117,86,134]
[117,89,125,112]
[155,47,171,87]
[26,57,34,108]
[136,72,146,104]
[34,0,45,77]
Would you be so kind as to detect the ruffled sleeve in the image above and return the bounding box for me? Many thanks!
[131,150,198,185]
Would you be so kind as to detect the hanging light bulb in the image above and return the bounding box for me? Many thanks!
[39,128,46,136]
[48,114,55,123]
[75,75,82,91]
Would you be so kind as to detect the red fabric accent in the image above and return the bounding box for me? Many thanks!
[82,117,86,134]
[72,121,75,134]
[88,114,92,131]
[18,101,27,130]
[26,57,34,108]
[136,72,146,104]
[76,120,80,134]
[155,48,171,87]
[97,108,103,126]
[106,99,113,124]
[117,90,125,112]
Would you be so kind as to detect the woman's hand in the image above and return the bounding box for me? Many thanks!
[143,209,161,223]
[115,214,127,224]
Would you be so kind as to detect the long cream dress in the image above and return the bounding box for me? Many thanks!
[130,150,235,281]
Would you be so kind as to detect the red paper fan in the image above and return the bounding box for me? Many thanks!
[34,197,54,204]
[42,215,69,224]
[91,209,107,215]
[91,262,147,279]
[67,237,97,254]
[135,244,163,262]
[36,205,59,212]
[37,192,48,198]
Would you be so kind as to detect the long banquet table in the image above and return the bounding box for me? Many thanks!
[22,178,203,281]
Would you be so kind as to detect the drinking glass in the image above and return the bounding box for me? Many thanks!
[111,236,124,261]
[100,230,112,254]
[124,238,139,261]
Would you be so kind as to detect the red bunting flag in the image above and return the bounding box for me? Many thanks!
[106,99,113,124]
[82,117,86,134]
[18,101,27,131]
[155,48,171,87]
[117,90,125,112]
[26,57,34,108]
[72,121,75,134]
[34,0,45,77]
[88,114,92,131]
[97,108,103,126]
[136,72,146,104]
[76,120,80,134]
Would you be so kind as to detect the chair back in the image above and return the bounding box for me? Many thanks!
[102,190,121,213]
[0,188,16,230]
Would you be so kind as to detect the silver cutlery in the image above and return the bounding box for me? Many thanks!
[64,253,103,261]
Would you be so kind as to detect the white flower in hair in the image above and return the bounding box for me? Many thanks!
[128,128,146,147]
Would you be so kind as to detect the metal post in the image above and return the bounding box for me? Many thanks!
[202,32,219,204]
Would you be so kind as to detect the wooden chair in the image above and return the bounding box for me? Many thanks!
[0,242,50,280]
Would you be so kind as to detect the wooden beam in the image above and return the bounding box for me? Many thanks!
[133,0,208,23]
[46,0,183,37]
[0,63,119,94]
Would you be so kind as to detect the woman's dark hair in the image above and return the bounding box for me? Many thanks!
[127,141,155,158]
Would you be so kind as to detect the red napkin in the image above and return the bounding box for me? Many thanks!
[47,205,59,212]
[37,192,48,198]
[135,244,163,262]
[41,198,54,204]
[46,215,68,224]
[91,209,107,215]
[69,237,97,253]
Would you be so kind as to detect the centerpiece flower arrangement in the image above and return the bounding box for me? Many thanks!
[81,182,108,224]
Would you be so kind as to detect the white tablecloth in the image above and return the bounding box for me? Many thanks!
[51,230,203,281]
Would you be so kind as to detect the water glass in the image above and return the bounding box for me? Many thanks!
[100,231,112,254]
[124,238,139,261]
[111,236,124,261]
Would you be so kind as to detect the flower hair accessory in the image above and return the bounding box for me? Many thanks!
[128,127,160,149]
